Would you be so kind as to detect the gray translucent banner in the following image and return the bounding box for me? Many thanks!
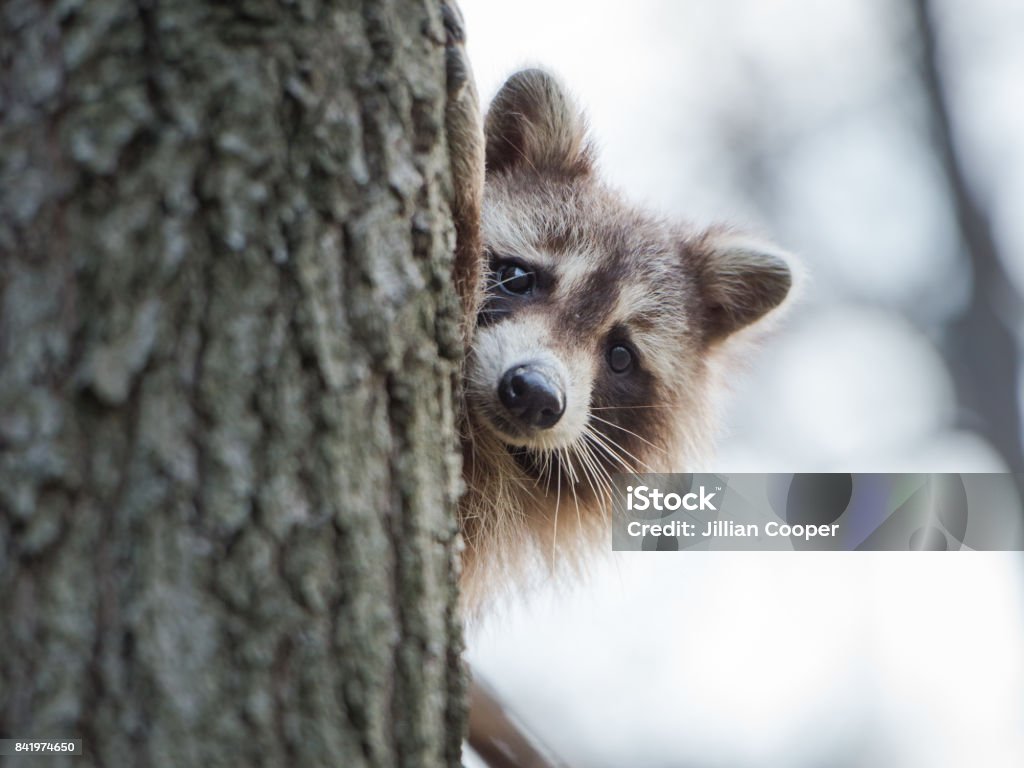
[611,474,1024,551]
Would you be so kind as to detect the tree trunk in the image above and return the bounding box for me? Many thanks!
[909,0,1024,476]
[0,1,466,766]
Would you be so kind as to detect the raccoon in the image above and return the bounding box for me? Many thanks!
[443,9,795,613]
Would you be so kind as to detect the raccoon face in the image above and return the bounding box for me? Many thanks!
[465,69,794,480]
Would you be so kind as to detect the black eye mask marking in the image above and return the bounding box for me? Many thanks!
[586,327,663,473]
[477,255,550,327]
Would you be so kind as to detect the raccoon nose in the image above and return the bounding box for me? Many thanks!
[498,365,565,429]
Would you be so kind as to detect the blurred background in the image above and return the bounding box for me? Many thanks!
[459,0,1024,765]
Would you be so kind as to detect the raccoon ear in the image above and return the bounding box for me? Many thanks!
[485,68,593,178]
[692,230,796,343]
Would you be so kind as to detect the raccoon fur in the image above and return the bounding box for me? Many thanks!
[444,10,796,613]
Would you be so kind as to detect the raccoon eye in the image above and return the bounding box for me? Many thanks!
[607,344,634,373]
[495,263,535,295]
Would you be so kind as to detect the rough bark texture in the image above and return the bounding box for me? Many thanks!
[0,1,466,766]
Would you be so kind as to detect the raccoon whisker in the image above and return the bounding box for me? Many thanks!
[575,435,611,495]
[590,442,617,500]
[590,459,616,509]
[575,439,614,521]
[582,424,629,464]
[589,405,678,411]
[542,450,555,496]
[486,274,528,291]
[573,442,598,497]
[501,445,544,504]
[560,446,584,531]
[511,474,540,505]
[582,427,635,473]
[586,425,654,470]
[585,425,658,475]
[476,307,512,324]
[560,446,582,486]
[551,458,562,567]
[588,414,667,455]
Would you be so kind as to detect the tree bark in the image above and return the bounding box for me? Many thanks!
[909,0,1024,475]
[0,1,466,766]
